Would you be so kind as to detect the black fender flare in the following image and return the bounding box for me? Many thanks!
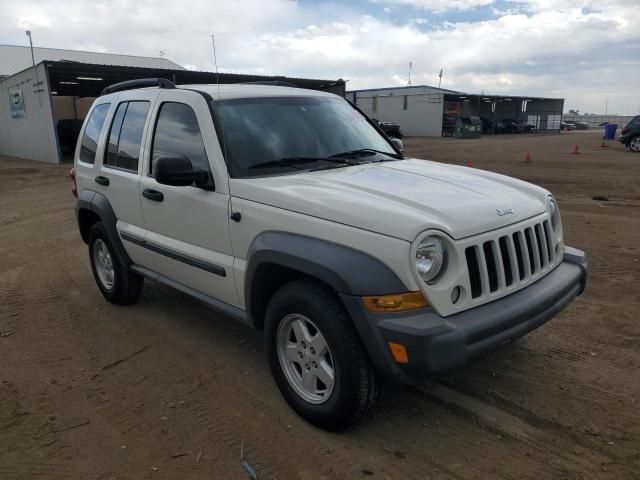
[76,190,131,264]
[245,231,408,326]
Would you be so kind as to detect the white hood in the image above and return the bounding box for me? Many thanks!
[230,158,549,241]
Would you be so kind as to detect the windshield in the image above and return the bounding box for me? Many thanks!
[213,96,399,177]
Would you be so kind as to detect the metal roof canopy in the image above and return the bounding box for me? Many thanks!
[443,92,564,102]
[0,44,185,77]
[44,61,346,98]
[348,84,462,95]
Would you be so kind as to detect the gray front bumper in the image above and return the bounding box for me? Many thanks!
[341,247,587,384]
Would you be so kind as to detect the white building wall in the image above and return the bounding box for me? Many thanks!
[355,91,444,137]
[0,63,60,163]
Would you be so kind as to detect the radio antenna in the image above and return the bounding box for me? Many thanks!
[212,34,221,97]
[211,33,233,208]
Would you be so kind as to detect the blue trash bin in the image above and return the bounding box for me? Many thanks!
[604,123,618,140]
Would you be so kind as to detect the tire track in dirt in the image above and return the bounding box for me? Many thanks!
[2,138,640,479]
[419,383,633,479]
[29,248,364,479]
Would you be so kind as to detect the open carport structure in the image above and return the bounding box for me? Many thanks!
[348,85,564,137]
[442,92,564,136]
[0,58,345,164]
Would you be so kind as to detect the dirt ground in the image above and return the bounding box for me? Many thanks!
[1,131,639,479]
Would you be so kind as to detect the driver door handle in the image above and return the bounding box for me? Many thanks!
[142,189,164,202]
[94,175,109,186]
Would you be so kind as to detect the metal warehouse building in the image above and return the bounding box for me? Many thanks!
[0,45,345,164]
[347,85,564,137]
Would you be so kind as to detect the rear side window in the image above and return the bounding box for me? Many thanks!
[104,101,150,172]
[79,103,110,164]
[105,103,127,166]
[150,102,209,175]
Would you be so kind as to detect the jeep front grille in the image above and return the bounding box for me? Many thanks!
[465,219,557,299]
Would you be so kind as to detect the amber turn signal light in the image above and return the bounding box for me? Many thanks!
[388,342,409,364]
[362,291,428,313]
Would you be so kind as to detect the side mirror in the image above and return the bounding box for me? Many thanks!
[155,156,209,188]
[391,137,404,152]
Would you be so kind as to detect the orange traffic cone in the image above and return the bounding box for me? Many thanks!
[525,151,532,163]
[571,144,580,154]
[600,140,609,148]
[467,159,474,167]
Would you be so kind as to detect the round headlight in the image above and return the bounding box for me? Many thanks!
[549,199,560,231]
[415,236,446,284]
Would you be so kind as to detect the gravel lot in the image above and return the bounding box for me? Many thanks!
[1,131,639,479]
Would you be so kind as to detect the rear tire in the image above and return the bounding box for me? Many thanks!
[89,222,143,305]
[265,279,379,431]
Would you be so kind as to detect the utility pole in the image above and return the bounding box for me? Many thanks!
[438,68,443,89]
[408,62,412,86]
[605,98,608,115]
[25,30,41,106]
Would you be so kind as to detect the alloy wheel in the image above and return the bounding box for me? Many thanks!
[93,239,115,290]
[276,313,335,404]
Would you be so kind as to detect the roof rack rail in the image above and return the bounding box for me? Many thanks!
[101,78,176,96]
[242,80,297,88]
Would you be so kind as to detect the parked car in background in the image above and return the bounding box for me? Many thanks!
[560,121,577,131]
[442,114,457,137]
[619,115,640,152]
[563,121,589,130]
[480,117,496,134]
[372,118,403,138]
[496,119,536,134]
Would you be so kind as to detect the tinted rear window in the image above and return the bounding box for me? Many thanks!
[105,103,127,167]
[103,101,150,172]
[79,103,110,164]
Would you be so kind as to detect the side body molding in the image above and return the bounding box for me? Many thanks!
[76,190,132,264]
[245,231,408,325]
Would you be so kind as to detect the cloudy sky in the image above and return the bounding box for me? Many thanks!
[1,0,639,114]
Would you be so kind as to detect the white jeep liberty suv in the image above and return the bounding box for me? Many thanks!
[72,78,587,430]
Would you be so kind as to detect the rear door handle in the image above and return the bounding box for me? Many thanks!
[142,189,164,202]
[94,175,109,186]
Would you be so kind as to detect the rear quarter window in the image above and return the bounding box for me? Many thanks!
[79,103,110,164]
[103,101,150,172]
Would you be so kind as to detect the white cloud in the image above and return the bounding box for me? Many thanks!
[1,0,639,114]
[371,0,493,13]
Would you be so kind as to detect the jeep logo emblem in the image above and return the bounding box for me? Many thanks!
[496,208,516,216]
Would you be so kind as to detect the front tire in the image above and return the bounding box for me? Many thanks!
[88,222,143,305]
[265,279,379,430]
[629,136,640,152]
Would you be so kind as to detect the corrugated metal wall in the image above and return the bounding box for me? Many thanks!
[0,64,60,163]
[355,92,445,137]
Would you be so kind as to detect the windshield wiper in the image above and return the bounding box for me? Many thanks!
[330,148,401,160]
[248,156,355,170]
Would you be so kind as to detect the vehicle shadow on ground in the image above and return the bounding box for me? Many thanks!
[139,279,523,430]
